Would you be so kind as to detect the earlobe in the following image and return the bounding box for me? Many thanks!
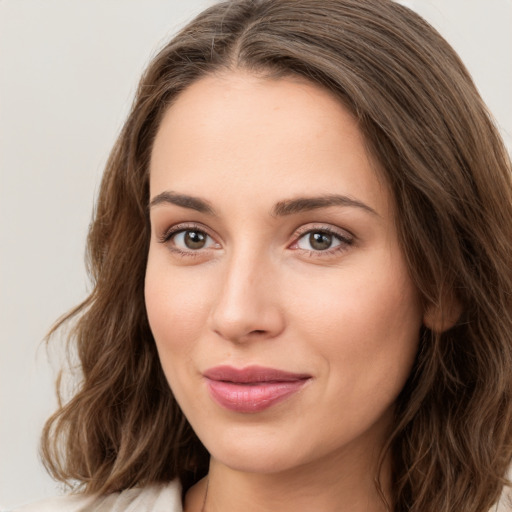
[423,297,462,333]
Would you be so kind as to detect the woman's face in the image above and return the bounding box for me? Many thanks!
[145,72,423,475]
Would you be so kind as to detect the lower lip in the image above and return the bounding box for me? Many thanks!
[205,379,309,413]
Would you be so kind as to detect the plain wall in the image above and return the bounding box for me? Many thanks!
[1,0,511,507]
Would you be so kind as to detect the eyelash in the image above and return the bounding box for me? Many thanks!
[291,225,354,258]
[158,222,217,258]
[157,223,354,258]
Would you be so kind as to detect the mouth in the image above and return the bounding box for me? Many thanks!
[203,365,311,413]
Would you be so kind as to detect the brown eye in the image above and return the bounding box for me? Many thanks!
[183,230,207,249]
[309,232,333,251]
[166,228,216,251]
[295,229,349,253]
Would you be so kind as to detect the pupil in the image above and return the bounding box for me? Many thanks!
[310,232,332,250]
[185,231,206,249]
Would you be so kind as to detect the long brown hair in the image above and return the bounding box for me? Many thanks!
[41,1,512,510]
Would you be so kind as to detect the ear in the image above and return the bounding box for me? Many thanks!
[423,295,462,333]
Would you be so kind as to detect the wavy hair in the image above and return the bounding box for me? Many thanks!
[41,1,512,510]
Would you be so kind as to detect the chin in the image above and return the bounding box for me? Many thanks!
[198,424,312,474]
[210,447,305,475]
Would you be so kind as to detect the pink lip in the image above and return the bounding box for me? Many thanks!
[203,365,311,413]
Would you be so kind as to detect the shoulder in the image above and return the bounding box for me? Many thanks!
[6,480,183,512]
[496,484,512,512]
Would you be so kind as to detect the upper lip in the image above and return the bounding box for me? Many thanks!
[203,365,311,383]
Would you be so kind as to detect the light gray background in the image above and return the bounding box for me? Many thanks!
[1,0,511,507]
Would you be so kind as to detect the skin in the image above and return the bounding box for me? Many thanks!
[145,71,424,512]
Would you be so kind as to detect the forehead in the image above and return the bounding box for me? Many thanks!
[149,71,389,216]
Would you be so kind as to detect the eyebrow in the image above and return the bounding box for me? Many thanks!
[149,191,216,215]
[149,191,378,217]
[271,194,379,217]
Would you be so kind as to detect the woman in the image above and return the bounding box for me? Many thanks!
[13,0,512,511]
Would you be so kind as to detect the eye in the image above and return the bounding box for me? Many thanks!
[158,223,219,255]
[170,229,216,250]
[290,226,354,255]
[297,231,341,251]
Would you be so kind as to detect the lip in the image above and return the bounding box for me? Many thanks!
[203,365,311,413]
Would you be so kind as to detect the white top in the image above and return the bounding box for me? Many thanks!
[5,480,183,512]
[4,478,512,511]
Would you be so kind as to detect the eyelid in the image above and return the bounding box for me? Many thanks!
[291,223,354,243]
[157,223,222,260]
[288,224,355,254]
[157,222,216,244]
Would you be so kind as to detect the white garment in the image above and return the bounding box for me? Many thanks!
[5,478,512,511]
[5,480,183,512]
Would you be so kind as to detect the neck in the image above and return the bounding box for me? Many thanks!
[186,447,392,512]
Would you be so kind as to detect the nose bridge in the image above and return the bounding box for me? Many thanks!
[209,242,283,342]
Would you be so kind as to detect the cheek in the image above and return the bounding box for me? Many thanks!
[144,254,211,357]
[144,255,218,414]
[293,259,420,336]
[288,255,422,398]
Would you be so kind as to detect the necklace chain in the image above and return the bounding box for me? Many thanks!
[200,477,209,512]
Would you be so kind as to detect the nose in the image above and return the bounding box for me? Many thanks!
[208,250,285,343]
